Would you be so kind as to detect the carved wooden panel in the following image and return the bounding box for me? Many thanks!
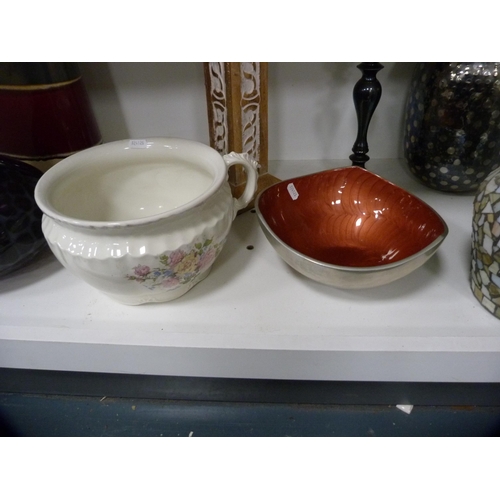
[204,62,278,202]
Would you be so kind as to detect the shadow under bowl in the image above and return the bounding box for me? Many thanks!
[256,166,448,289]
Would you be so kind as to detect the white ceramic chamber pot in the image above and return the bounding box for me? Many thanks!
[34,138,259,305]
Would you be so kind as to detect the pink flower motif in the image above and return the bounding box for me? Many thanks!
[133,265,151,277]
[162,276,180,289]
[169,249,186,267]
[198,248,216,271]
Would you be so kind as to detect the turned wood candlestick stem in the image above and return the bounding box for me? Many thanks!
[349,62,383,168]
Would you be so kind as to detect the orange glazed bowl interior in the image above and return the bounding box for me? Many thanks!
[256,166,448,289]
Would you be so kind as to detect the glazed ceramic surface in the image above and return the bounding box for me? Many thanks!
[34,138,258,304]
[470,167,500,318]
[0,63,101,161]
[256,166,448,289]
[0,155,46,276]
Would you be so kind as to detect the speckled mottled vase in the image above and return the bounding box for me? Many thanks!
[404,63,500,192]
[471,167,500,318]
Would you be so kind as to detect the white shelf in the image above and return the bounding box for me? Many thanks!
[2,159,500,383]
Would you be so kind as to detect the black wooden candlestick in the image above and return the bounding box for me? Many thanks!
[349,62,383,168]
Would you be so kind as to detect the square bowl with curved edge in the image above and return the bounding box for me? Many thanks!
[255,166,448,289]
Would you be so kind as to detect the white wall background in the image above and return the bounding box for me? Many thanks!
[79,62,416,162]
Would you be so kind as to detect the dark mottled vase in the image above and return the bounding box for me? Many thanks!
[404,63,500,192]
[470,167,500,319]
[0,156,46,277]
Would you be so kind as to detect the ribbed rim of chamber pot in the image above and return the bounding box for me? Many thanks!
[254,189,449,274]
[34,137,226,228]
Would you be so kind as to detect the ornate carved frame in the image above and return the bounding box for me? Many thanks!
[204,62,279,205]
